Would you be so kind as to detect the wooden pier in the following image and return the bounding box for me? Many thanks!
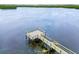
[26,30,75,54]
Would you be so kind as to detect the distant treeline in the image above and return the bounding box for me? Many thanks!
[0,5,79,9]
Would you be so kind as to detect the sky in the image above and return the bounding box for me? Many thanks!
[0,0,79,5]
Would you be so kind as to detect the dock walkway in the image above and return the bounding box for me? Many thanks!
[26,30,75,54]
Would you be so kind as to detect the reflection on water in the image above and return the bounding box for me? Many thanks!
[0,7,79,53]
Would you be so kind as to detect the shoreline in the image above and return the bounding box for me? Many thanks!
[0,5,79,9]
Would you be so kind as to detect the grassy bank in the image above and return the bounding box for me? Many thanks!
[0,5,79,9]
[0,5,17,9]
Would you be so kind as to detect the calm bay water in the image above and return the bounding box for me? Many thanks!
[0,7,79,53]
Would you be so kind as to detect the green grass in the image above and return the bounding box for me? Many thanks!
[0,5,17,9]
[0,4,79,9]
